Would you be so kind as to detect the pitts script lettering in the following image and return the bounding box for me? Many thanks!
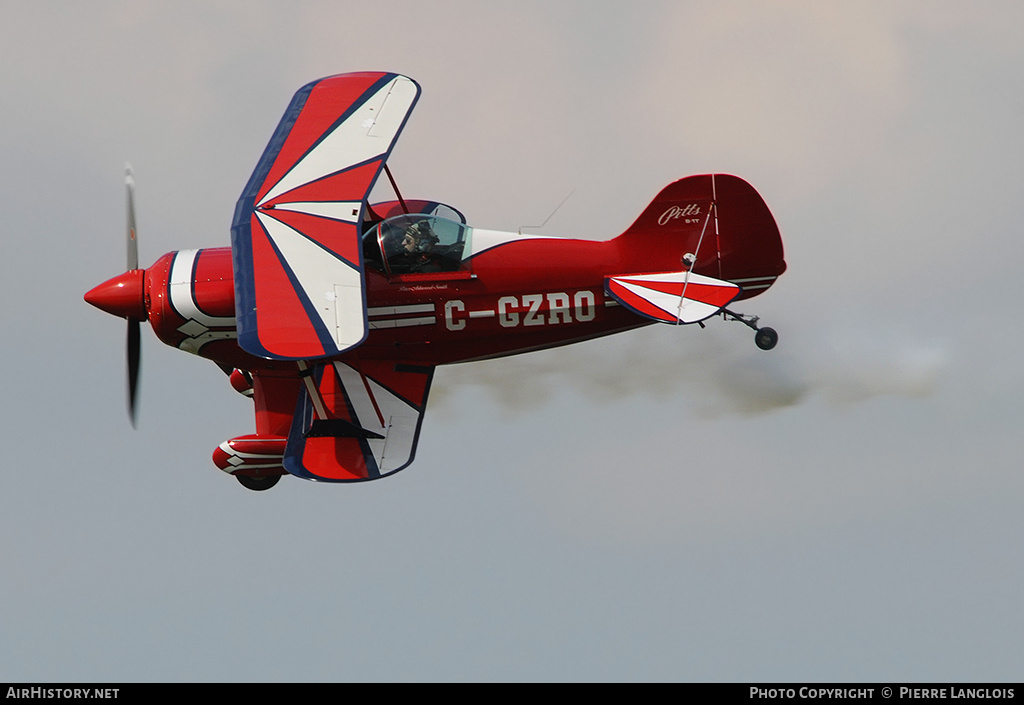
[658,203,702,226]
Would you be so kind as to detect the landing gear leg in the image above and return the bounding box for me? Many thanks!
[722,309,779,351]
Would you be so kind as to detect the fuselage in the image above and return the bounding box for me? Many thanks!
[146,235,639,372]
[141,217,779,375]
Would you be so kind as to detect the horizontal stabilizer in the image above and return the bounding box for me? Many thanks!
[606,271,740,324]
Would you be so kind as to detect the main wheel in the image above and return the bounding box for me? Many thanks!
[754,327,778,351]
[236,474,282,491]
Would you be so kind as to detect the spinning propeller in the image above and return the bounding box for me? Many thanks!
[125,166,141,426]
[84,165,148,427]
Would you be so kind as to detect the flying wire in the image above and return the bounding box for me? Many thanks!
[518,188,576,233]
[676,203,716,325]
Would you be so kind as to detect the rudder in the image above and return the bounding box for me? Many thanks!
[616,174,785,298]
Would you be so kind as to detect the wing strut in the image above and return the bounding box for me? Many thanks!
[383,164,410,215]
[296,360,329,420]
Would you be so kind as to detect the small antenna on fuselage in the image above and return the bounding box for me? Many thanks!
[518,188,576,234]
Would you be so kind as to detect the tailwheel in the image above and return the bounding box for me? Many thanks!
[754,327,778,351]
[235,474,282,491]
[722,309,779,351]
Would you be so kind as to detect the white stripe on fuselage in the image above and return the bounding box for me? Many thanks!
[466,228,554,258]
[169,250,238,354]
[169,250,236,328]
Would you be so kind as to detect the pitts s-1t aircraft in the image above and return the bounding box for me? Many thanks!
[85,72,786,491]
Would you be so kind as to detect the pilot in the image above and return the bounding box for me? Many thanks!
[398,220,441,272]
[402,220,437,253]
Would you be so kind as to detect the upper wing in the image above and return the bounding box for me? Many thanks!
[231,73,420,360]
[284,359,435,482]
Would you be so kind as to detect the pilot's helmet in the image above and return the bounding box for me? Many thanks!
[405,220,438,252]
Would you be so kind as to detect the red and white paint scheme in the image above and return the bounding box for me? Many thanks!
[85,72,786,491]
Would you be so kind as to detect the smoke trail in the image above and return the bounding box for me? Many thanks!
[432,319,949,416]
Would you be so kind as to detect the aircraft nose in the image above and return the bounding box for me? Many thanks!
[84,269,147,320]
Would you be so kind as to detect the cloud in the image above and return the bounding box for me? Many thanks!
[633,3,911,199]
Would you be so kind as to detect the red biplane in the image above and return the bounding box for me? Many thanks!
[85,72,786,490]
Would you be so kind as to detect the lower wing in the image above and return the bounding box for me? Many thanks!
[284,359,435,482]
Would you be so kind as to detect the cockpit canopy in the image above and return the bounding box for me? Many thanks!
[363,212,472,275]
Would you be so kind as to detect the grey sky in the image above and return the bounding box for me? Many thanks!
[2,1,1022,681]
